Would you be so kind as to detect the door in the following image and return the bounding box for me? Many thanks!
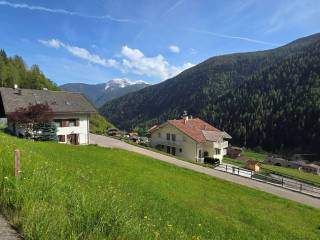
[166,146,170,154]
[171,147,176,156]
[67,134,79,145]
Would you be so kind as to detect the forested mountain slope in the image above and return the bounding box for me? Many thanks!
[100,33,320,153]
[0,49,59,90]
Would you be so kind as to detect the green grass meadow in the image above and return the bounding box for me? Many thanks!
[0,133,320,239]
[262,164,320,185]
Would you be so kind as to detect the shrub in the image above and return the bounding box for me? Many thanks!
[204,157,220,165]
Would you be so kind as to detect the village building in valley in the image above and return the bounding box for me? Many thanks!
[0,87,96,145]
[149,114,231,163]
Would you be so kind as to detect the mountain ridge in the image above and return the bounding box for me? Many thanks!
[61,78,150,107]
[100,33,320,153]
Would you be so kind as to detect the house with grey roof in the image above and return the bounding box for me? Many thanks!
[0,86,97,145]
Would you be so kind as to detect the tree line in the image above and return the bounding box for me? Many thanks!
[0,49,59,90]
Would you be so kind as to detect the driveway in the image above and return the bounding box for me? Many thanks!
[0,214,19,240]
[90,134,320,208]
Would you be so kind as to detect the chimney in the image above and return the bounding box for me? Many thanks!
[182,110,189,124]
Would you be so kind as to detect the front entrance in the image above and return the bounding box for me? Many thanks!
[67,134,79,145]
[171,147,176,156]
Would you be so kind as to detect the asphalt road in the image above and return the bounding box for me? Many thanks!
[0,215,19,240]
[90,134,320,208]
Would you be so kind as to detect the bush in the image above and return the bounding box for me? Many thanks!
[204,157,220,165]
[35,122,58,141]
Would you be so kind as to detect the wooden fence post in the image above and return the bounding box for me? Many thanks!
[15,149,20,177]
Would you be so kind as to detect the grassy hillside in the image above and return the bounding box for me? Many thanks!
[89,113,114,135]
[0,133,319,239]
[101,33,320,154]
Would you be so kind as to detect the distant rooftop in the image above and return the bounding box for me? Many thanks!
[150,118,231,143]
[0,87,97,116]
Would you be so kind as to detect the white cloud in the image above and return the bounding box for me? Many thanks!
[163,0,186,16]
[40,40,194,81]
[169,45,180,53]
[39,39,62,48]
[121,46,170,80]
[265,0,320,33]
[120,46,193,80]
[0,1,134,23]
[190,48,197,55]
[189,28,280,47]
[39,39,119,68]
[170,62,194,77]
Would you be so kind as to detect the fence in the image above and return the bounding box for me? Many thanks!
[216,164,320,198]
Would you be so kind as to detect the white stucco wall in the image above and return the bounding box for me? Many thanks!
[8,114,90,145]
[56,115,89,145]
[150,124,198,161]
[150,123,228,163]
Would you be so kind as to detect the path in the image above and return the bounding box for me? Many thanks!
[90,134,320,208]
[0,215,19,240]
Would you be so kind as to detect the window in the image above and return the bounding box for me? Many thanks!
[215,149,221,155]
[172,147,176,156]
[60,119,80,127]
[204,151,209,157]
[182,136,186,142]
[161,145,164,149]
[68,119,79,127]
[198,150,202,158]
[166,146,170,154]
[166,133,170,140]
[158,132,161,138]
[171,134,176,141]
[54,120,62,128]
[179,148,182,153]
[58,135,65,142]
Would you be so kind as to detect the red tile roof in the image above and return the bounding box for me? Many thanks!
[168,118,221,143]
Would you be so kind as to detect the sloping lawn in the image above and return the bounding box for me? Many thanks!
[241,150,267,162]
[0,133,319,239]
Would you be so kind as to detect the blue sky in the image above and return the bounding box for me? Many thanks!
[0,0,319,85]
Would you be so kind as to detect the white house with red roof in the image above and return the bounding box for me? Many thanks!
[149,114,231,163]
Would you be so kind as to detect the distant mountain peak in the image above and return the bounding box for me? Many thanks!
[105,78,148,90]
[60,78,150,108]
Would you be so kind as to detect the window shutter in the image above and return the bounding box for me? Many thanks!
[58,135,65,142]
[61,120,67,127]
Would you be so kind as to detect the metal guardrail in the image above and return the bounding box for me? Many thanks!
[216,164,320,198]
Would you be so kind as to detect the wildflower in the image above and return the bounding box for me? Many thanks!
[198,223,201,227]
[4,176,8,180]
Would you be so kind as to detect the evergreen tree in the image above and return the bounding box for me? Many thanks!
[36,122,58,141]
[0,49,59,90]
